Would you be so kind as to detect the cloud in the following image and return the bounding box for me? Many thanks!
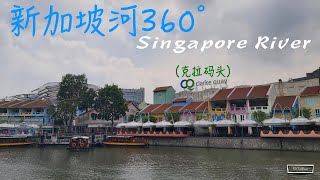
[0,0,319,103]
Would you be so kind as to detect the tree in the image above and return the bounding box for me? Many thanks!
[165,112,179,122]
[52,74,88,130]
[293,107,312,119]
[79,88,96,112]
[253,111,269,123]
[95,84,128,127]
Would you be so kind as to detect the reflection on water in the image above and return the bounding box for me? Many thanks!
[0,146,319,180]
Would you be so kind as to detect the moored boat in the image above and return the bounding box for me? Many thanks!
[67,136,91,151]
[103,136,148,147]
[0,135,34,147]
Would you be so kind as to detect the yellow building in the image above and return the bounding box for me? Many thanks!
[300,86,320,118]
[209,88,234,120]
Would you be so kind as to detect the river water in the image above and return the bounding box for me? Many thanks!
[0,146,319,180]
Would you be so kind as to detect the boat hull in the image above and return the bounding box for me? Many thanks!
[0,142,33,147]
[103,142,147,146]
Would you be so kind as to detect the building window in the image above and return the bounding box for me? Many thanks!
[240,114,245,121]
[316,109,320,118]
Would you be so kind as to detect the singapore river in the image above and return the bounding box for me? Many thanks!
[0,146,320,180]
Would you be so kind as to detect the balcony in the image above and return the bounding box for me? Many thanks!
[231,107,247,111]
[0,113,7,116]
[249,106,269,112]
[7,112,19,116]
[32,112,45,116]
[212,108,226,112]
[20,112,32,116]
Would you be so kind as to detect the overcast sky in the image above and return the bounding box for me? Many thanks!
[0,0,319,103]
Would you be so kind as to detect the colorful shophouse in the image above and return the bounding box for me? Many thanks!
[247,85,274,120]
[153,86,176,104]
[300,86,320,118]
[149,103,172,121]
[272,96,299,120]
[227,87,252,123]
[165,97,192,117]
[180,101,208,122]
[0,100,49,125]
[209,88,234,121]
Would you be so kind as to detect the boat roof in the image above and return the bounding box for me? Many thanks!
[71,136,90,139]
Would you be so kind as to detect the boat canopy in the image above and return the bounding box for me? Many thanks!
[262,117,288,126]
[116,122,126,128]
[155,120,173,128]
[213,120,237,127]
[142,121,156,128]
[238,120,258,127]
[193,119,214,127]
[312,118,320,126]
[174,121,193,127]
[290,116,313,126]
[124,121,143,128]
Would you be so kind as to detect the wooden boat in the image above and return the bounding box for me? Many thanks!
[67,136,91,151]
[103,136,148,147]
[0,135,34,147]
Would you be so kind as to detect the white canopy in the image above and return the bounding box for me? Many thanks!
[239,120,258,127]
[0,123,15,128]
[155,120,173,128]
[28,124,40,129]
[116,122,126,128]
[142,121,156,128]
[262,117,288,126]
[41,125,54,129]
[124,121,143,128]
[290,116,313,126]
[311,118,320,126]
[193,119,214,127]
[174,121,193,128]
[88,124,106,128]
[214,120,237,127]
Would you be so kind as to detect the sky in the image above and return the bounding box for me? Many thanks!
[0,0,319,103]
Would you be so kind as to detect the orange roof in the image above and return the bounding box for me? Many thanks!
[167,105,184,113]
[228,87,252,100]
[8,100,33,108]
[195,101,208,112]
[247,85,270,99]
[151,103,172,114]
[141,104,161,113]
[180,101,204,112]
[300,86,320,96]
[272,96,297,110]
[0,101,20,108]
[153,86,172,92]
[21,100,49,108]
[0,100,49,109]
[0,101,11,107]
[173,98,187,103]
[211,88,234,101]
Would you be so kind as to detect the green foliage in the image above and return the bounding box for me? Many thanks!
[293,107,312,119]
[128,115,135,122]
[51,74,89,128]
[95,84,128,127]
[196,113,210,120]
[165,112,179,122]
[142,116,157,123]
[79,88,96,112]
[253,111,269,122]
